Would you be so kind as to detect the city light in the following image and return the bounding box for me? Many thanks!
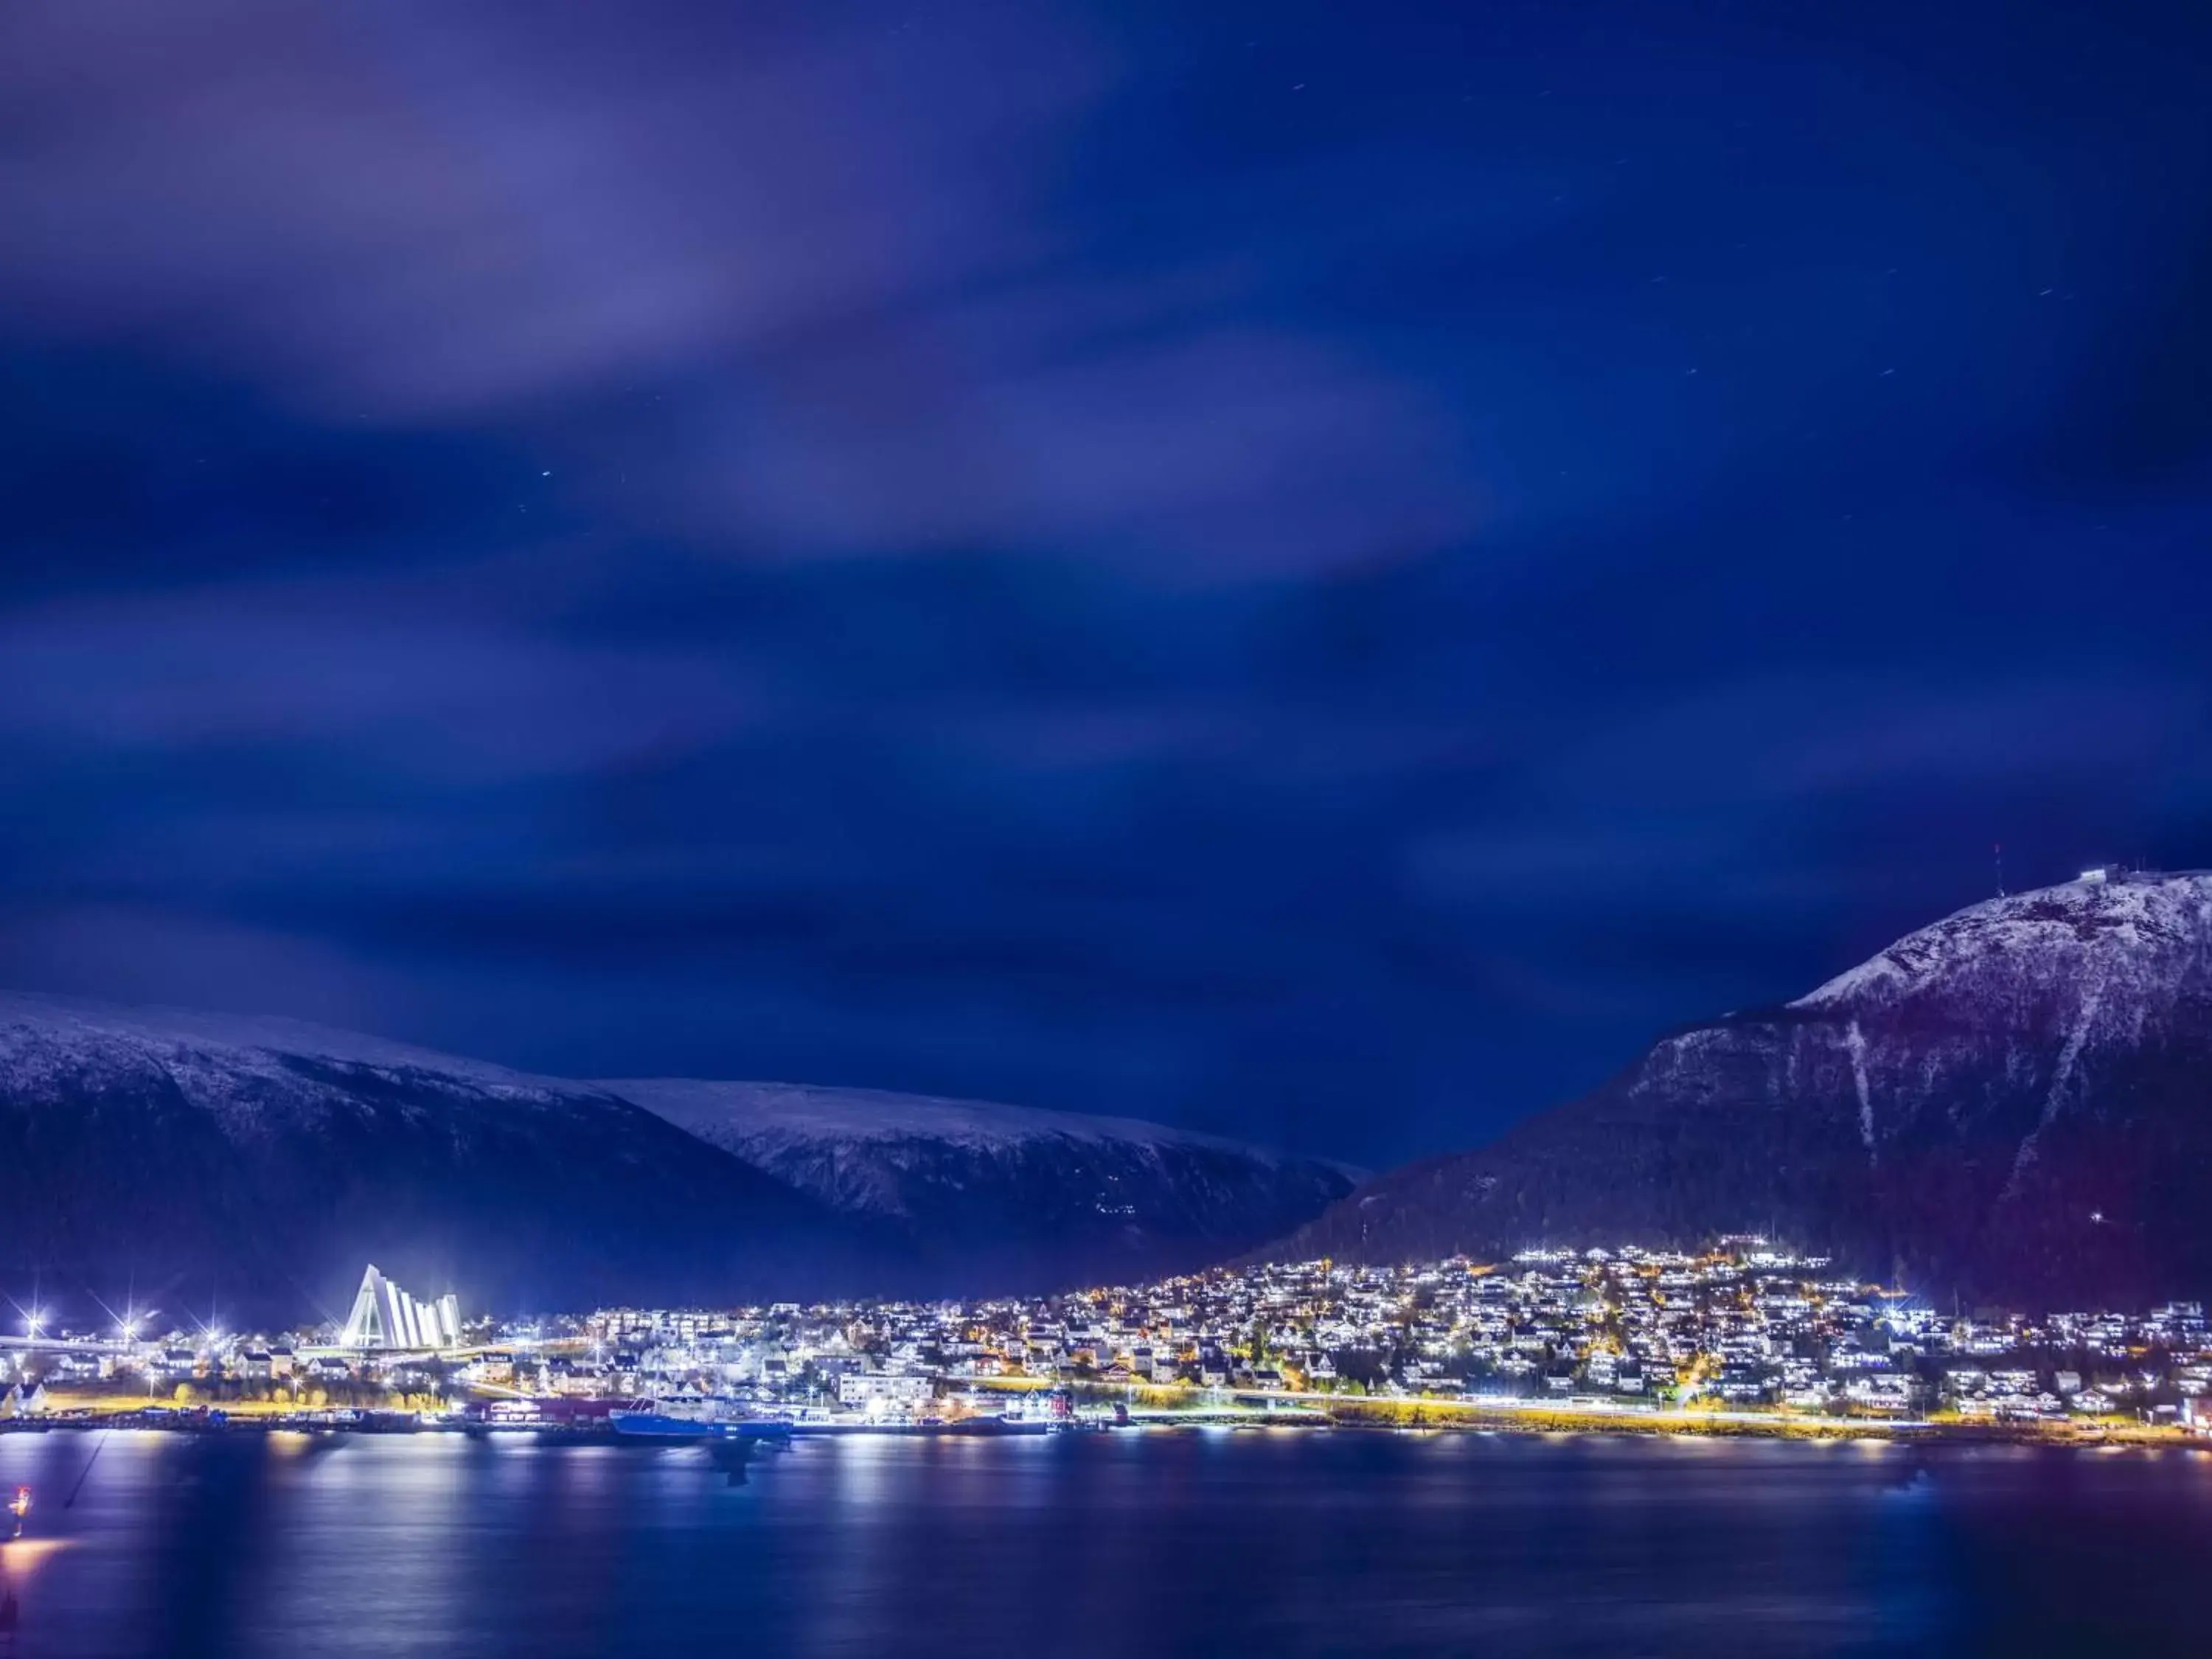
[0,1249,2202,1453]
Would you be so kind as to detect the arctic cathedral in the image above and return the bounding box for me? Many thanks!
[341,1264,464,1351]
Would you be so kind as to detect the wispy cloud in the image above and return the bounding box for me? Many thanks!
[4,0,2210,1164]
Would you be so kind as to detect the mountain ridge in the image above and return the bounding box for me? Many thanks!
[0,991,1351,1321]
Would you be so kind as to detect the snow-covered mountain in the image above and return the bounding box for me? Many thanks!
[602,1079,1359,1290]
[1270,871,2212,1305]
[0,992,866,1322]
[0,992,1354,1321]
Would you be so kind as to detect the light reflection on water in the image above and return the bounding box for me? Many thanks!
[0,1429,2205,1658]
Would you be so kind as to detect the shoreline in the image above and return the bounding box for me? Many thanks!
[2,1400,2196,1453]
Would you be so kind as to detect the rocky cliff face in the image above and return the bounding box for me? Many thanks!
[1270,872,2212,1306]
[603,1079,1358,1291]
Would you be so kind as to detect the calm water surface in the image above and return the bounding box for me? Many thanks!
[1,1429,2208,1658]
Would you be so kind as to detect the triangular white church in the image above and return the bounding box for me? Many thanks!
[341,1265,463,1350]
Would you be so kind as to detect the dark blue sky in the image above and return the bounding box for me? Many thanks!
[4,0,2209,1166]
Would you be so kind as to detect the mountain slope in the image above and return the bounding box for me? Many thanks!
[0,994,867,1324]
[1270,871,2212,1305]
[604,1078,1359,1291]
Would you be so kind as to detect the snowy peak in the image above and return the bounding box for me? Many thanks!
[1790,869,2212,1014]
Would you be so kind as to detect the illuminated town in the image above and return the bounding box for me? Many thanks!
[6,1242,2211,1443]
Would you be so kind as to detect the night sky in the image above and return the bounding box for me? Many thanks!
[4,0,2210,1168]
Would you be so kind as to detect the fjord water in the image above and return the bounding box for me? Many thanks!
[1,1432,2206,1658]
